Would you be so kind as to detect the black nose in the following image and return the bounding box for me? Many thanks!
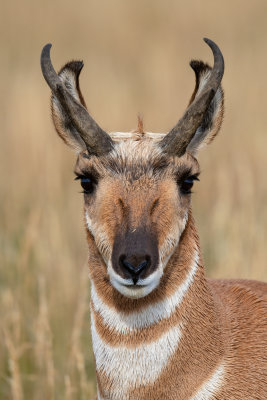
[119,255,151,284]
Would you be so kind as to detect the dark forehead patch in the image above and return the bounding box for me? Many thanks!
[75,141,200,181]
[103,152,170,182]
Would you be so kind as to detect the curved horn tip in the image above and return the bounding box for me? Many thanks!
[203,37,224,75]
[203,37,217,48]
[41,43,52,58]
[40,42,63,92]
[40,43,53,74]
[203,37,223,58]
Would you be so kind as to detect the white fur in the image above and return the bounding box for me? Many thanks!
[197,70,211,93]
[109,131,166,142]
[109,140,164,171]
[91,251,199,332]
[107,261,163,299]
[59,69,80,101]
[91,314,183,398]
[190,361,225,400]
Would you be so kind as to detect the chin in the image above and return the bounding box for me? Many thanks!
[108,267,163,299]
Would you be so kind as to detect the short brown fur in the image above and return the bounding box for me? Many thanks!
[42,40,267,399]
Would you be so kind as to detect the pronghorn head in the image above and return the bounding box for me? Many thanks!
[41,39,224,299]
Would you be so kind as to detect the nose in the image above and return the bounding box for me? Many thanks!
[119,255,151,284]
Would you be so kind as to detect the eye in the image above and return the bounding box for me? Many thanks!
[179,175,199,195]
[75,174,97,194]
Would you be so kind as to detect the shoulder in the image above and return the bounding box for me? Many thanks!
[208,278,267,300]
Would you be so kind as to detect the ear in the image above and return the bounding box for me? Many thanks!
[51,61,88,152]
[186,61,224,155]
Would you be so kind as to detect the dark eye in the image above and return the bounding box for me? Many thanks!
[179,175,199,195]
[75,175,96,194]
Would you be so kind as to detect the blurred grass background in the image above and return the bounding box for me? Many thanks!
[1,0,267,399]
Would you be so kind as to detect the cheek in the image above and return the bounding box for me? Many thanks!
[156,209,183,247]
[155,193,189,264]
[85,207,114,263]
[84,192,120,263]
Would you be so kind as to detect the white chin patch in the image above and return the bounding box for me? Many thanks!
[108,265,163,299]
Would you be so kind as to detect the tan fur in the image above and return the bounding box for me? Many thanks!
[47,49,267,399]
[136,115,145,135]
[72,142,267,399]
[88,207,266,399]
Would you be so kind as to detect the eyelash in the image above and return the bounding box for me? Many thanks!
[74,172,199,195]
[75,174,97,194]
[179,174,200,194]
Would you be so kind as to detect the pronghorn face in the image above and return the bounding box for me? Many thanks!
[41,38,224,299]
[74,139,200,298]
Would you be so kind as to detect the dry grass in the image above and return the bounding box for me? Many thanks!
[1,0,267,398]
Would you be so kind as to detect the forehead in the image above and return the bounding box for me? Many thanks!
[75,134,200,180]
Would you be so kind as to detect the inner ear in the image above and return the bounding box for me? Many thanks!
[58,61,87,108]
[186,61,224,155]
[51,62,88,151]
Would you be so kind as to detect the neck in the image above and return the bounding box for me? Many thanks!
[88,213,225,399]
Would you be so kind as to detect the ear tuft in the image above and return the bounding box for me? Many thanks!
[59,60,84,75]
[190,60,208,73]
[186,60,224,155]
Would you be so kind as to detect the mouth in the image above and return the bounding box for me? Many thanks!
[122,280,147,288]
[112,280,155,299]
[108,266,163,299]
[125,284,146,289]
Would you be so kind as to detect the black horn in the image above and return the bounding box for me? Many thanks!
[41,44,114,156]
[160,38,224,157]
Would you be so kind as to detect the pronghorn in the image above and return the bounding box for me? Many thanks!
[41,39,267,399]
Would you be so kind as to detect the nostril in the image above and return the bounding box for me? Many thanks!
[119,254,129,269]
[119,255,135,274]
[119,254,151,277]
[135,260,148,273]
[123,260,136,273]
[135,256,151,274]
